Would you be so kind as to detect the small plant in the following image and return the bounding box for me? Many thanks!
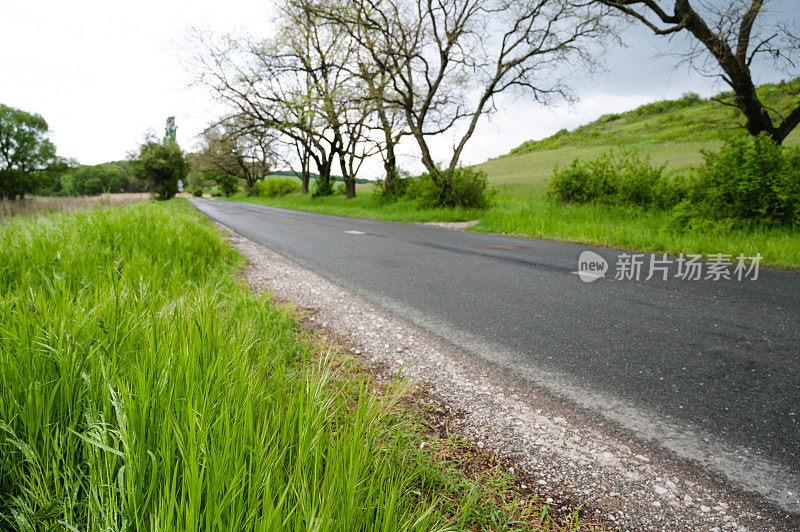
[193,186,203,197]
[372,169,413,202]
[254,177,300,198]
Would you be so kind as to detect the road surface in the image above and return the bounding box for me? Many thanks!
[190,198,800,512]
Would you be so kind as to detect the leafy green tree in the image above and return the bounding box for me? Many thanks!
[61,163,129,196]
[131,117,189,200]
[35,156,79,196]
[0,104,56,199]
[205,171,238,197]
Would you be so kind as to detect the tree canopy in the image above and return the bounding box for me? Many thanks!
[0,104,56,199]
[192,0,610,205]
[131,117,189,200]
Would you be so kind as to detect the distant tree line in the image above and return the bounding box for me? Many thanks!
[1,105,188,201]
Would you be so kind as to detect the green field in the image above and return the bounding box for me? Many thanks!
[231,81,800,269]
[0,200,577,530]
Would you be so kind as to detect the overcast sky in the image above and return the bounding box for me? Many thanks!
[1,1,794,177]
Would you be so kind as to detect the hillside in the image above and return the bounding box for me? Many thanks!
[504,79,799,157]
[475,79,799,195]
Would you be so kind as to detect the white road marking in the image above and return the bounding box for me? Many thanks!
[345,230,366,235]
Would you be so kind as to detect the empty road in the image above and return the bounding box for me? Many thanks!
[190,198,800,513]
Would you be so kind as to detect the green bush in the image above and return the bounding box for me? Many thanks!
[255,177,300,198]
[372,169,413,202]
[632,92,704,118]
[60,163,133,196]
[548,148,687,209]
[209,173,238,197]
[311,177,334,197]
[405,167,494,208]
[679,134,800,227]
[193,186,203,197]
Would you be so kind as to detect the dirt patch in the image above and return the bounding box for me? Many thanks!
[416,220,480,230]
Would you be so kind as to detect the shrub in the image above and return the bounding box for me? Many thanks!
[372,169,413,202]
[599,113,622,123]
[255,177,300,198]
[209,173,238,197]
[680,134,800,227]
[548,148,686,209]
[652,171,691,210]
[312,177,334,197]
[632,92,704,118]
[405,167,495,208]
[193,186,203,197]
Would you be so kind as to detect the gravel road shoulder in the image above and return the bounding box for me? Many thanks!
[218,222,794,532]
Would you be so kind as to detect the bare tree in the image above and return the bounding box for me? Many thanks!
[599,0,800,144]
[310,0,611,202]
[298,0,412,195]
[194,117,276,194]
[189,30,338,195]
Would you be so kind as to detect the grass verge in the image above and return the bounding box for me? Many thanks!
[472,198,800,270]
[219,87,800,269]
[0,193,150,221]
[227,190,483,223]
[0,199,586,530]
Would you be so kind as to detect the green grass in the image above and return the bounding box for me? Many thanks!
[228,187,484,223]
[504,80,800,156]
[471,199,800,270]
[0,200,578,530]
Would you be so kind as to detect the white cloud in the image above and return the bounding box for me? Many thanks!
[0,0,275,164]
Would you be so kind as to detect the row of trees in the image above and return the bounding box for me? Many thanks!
[191,0,798,205]
[0,104,188,201]
[193,0,612,203]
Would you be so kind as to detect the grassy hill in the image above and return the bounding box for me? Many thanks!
[504,79,799,156]
[475,79,799,199]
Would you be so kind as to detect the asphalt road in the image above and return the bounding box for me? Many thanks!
[190,198,800,511]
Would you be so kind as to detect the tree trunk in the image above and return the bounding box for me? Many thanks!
[440,169,453,206]
[344,177,356,198]
[677,2,791,144]
[316,157,334,195]
[383,144,397,194]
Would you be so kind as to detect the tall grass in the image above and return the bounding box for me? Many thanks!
[0,193,150,221]
[472,199,800,269]
[0,201,566,530]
